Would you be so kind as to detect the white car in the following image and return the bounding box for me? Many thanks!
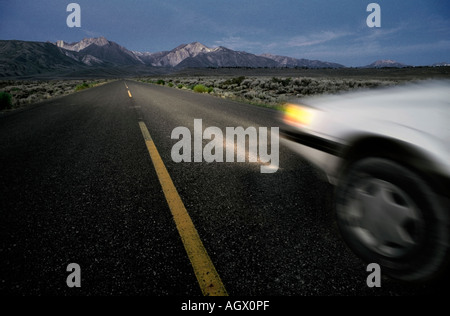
[280,80,450,282]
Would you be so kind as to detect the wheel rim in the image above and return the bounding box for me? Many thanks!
[339,175,425,258]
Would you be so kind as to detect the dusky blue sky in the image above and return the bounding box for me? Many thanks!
[1,0,449,66]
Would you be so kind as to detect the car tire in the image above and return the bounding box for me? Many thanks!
[335,157,449,282]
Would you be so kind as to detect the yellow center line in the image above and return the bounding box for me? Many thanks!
[128,90,132,98]
[138,121,228,297]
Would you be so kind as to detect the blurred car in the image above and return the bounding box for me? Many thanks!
[280,80,450,282]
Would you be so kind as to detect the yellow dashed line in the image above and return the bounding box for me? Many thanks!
[138,121,228,297]
[128,90,132,98]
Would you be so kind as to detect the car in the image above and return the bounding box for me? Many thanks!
[279,80,450,283]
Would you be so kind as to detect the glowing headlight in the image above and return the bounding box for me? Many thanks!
[283,103,315,127]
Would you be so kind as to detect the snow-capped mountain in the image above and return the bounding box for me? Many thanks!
[53,37,343,69]
[56,37,143,65]
[56,37,110,52]
[137,42,278,68]
[152,42,214,67]
[175,46,279,68]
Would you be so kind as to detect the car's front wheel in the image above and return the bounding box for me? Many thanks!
[335,157,449,282]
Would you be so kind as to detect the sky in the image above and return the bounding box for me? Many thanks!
[0,0,449,67]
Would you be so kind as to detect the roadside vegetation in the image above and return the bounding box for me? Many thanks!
[0,92,13,110]
[75,81,99,91]
[193,84,214,93]
[0,79,110,111]
[138,75,400,110]
[140,78,215,95]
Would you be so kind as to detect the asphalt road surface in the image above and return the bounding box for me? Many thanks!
[0,80,447,296]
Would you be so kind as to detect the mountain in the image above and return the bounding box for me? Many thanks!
[151,42,214,67]
[56,37,110,52]
[176,46,279,68]
[260,53,345,69]
[57,37,143,66]
[132,51,165,65]
[134,42,278,68]
[364,59,409,68]
[0,40,85,77]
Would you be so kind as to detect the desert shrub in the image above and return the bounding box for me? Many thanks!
[223,76,246,86]
[168,82,174,87]
[177,84,184,89]
[268,82,279,90]
[193,84,209,93]
[300,78,312,86]
[0,92,13,110]
[272,77,292,87]
[156,79,165,85]
[75,82,90,91]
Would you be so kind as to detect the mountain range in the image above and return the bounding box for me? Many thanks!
[54,37,299,69]
[0,36,442,78]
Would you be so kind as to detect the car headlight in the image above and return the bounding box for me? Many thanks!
[283,103,315,128]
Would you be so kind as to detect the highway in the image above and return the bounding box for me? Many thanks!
[0,80,445,296]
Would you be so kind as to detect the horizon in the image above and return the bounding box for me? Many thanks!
[1,0,449,67]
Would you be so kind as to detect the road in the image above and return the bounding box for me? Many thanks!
[0,80,446,296]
